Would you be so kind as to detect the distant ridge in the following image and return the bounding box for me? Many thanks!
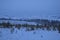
[0,17,60,24]
[0,17,22,21]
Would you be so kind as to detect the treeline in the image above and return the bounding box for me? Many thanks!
[0,20,60,33]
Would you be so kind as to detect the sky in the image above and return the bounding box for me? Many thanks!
[0,0,60,19]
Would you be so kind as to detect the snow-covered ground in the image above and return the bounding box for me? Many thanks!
[0,28,60,40]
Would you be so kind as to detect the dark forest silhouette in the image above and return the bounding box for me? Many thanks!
[0,18,60,33]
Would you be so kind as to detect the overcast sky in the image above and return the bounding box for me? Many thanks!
[0,0,60,18]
